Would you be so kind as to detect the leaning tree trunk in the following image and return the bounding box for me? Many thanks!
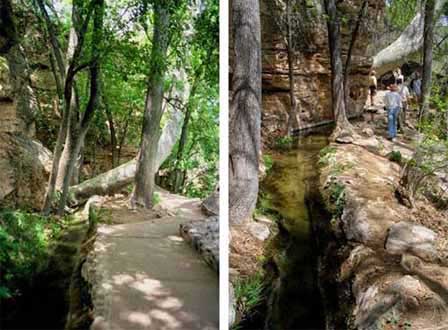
[324,0,354,142]
[68,108,183,205]
[229,0,262,225]
[419,0,436,123]
[131,4,170,209]
[372,0,447,76]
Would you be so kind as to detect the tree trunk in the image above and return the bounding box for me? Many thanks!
[173,104,192,193]
[68,108,183,204]
[118,107,134,163]
[372,0,447,76]
[104,95,118,168]
[41,1,91,214]
[419,0,436,123]
[324,0,354,141]
[57,0,104,215]
[131,4,170,209]
[172,78,199,193]
[229,0,262,225]
[286,0,299,134]
[343,0,368,108]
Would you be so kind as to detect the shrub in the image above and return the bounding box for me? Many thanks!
[263,154,273,173]
[234,272,265,321]
[388,150,403,164]
[318,146,337,166]
[275,136,294,150]
[327,179,346,218]
[0,210,63,299]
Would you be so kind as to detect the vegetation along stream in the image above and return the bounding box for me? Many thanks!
[258,133,332,330]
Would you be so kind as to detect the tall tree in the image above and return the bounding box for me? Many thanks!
[57,0,105,214]
[324,0,354,141]
[229,0,261,224]
[39,0,94,214]
[419,0,436,122]
[130,2,171,208]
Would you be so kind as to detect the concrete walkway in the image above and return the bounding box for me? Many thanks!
[88,193,218,330]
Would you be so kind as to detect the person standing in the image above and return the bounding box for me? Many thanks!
[369,70,377,106]
[398,81,410,130]
[384,84,402,141]
[393,67,404,84]
[413,72,422,104]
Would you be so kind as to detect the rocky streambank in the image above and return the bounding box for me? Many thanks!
[318,133,448,329]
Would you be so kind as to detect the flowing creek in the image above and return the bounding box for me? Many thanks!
[260,134,330,329]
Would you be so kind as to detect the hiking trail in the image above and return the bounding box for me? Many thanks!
[85,190,219,330]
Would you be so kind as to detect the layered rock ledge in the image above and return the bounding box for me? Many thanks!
[319,139,448,329]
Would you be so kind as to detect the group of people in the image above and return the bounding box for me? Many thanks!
[368,67,422,141]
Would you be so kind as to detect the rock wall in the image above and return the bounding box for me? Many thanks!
[259,0,384,142]
[319,138,448,329]
[0,56,52,210]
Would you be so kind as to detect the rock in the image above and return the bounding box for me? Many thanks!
[0,132,52,209]
[254,214,274,225]
[385,221,437,261]
[335,133,354,144]
[229,283,236,327]
[253,0,385,144]
[90,317,108,330]
[362,127,374,137]
[353,136,381,153]
[180,216,219,272]
[201,189,219,216]
[247,221,270,241]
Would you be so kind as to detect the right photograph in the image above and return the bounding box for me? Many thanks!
[229,0,448,330]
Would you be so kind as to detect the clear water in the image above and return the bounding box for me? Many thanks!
[261,134,329,330]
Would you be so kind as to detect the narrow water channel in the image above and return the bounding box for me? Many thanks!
[261,134,329,330]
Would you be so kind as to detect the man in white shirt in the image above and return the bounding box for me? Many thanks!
[384,84,402,141]
[398,81,410,130]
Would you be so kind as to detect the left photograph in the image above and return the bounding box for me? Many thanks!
[0,0,219,329]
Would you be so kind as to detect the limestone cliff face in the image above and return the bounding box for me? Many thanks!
[0,57,52,210]
[260,0,384,142]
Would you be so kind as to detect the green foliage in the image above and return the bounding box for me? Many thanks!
[152,192,161,206]
[378,309,412,330]
[263,154,273,173]
[388,150,403,164]
[159,0,219,198]
[255,191,280,221]
[233,272,266,323]
[318,146,337,166]
[0,210,63,299]
[327,179,346,218]
[275,136,294,150]
[385,0,419,30]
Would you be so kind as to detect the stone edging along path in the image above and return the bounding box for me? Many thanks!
[70,192,219,330]
[319,136,448,330]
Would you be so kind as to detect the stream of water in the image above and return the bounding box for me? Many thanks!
[261,134,329,330]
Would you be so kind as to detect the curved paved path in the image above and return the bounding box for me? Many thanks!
[90,192,218,330]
